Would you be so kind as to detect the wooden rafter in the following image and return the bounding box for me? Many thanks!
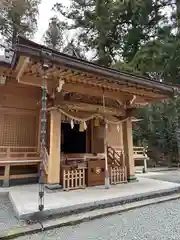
[21,64,167,100]
[15,58,169,106]
[18,73,156,108]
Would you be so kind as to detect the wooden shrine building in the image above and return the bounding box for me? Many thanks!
[0,36,177,190]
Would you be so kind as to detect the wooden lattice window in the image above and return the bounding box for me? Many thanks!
[2,114,37,146]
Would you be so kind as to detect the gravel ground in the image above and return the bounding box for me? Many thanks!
[16,199,180,240]
[0,195,26,231]
[1,170,180,239]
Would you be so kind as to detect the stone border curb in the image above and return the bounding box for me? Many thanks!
[1,192,180,239]
[13,186,180,220]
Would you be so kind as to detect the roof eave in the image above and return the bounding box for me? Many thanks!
[13,38,175,97]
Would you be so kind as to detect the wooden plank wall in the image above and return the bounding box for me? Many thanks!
[107,123,123,150]
[91,123,104,153]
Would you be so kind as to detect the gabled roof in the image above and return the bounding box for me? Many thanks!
[11,36,177,97]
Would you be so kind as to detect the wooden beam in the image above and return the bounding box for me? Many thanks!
[19,74,162,104]
[63,82,159,104]
[63,82,132,102]
[120,86,167,99]
[0,161,41,166]
[19,75,55,94]
[0,106,37,115]
[65,72,166,98]
[57,101,126,116]
[9,173,38,179]
[17,57,30,82]
[20,75,137,103]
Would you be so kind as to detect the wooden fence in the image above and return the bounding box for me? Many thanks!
[62,168,86,191]
[109,166,127,185]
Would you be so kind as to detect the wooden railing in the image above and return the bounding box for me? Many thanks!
[109,166,127,184]
[107,145,124,167]
[0,146,41,187]
[133,146,149,172]
[133,147,147,159]
[62,167,86,191]
[0,146,40,160]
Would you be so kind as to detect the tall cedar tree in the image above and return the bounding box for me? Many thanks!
[53,0,127,66]
[129,1,180,162]
[53,0,180,162]
[44,16,65,51]
[53,0,167,67]
[0,0,41,46]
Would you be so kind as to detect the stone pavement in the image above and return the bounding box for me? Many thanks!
[7,177,180,220]
[14,198,180,240]
[1,174,180,239]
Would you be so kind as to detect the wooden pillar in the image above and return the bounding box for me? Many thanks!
[47,110,61,185]
[91,120,94,153]
[122,117,136,182]
[104,121,110,189]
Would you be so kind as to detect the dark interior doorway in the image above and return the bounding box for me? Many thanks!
[61,123,86,153]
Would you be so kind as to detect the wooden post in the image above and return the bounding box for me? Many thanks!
[104,121,110,189]
[91,120,94,153]
[143,158,147,173]
[47,110,61,185]
[122,117,137,182]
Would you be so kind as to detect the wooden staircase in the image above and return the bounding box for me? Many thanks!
[107,145,124,167]
[107,145,127,184]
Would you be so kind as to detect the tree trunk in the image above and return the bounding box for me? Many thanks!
[12,27,17,45]
[96,0,107,66]
[174,97,180,162]
[176,0,180,34]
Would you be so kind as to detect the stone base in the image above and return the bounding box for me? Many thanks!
[105,176,110,189]
[45,184,62,191]
[127,175,138,183]
[2,180,9,188]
